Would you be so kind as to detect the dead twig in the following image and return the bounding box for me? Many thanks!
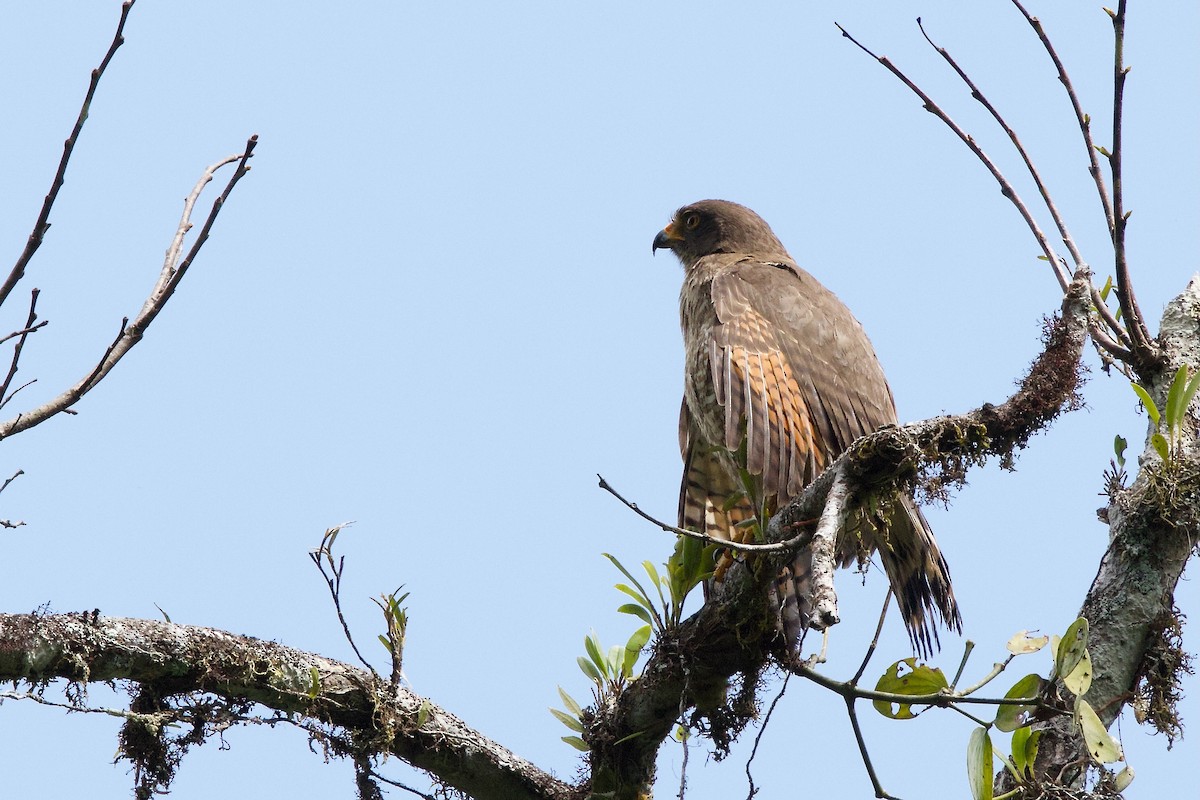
[0,137,257,442]
[0,290,46,409]
[1,0,136,310]
[597,474,815,554]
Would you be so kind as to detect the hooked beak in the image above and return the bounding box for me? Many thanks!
[652,221,682,254]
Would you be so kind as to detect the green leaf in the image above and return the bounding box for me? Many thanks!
[1099,275,1114,301]
[995,673,1044,732]
[614,582,652,608]
[623,625,652,677]
[1009,727,1041,781]
[1113,434,1127,468]
[584,633,609,678]
[1130,382,1160,427]
[577,655,603,683]
[1165,365,1189,435]
[557,686,583,717]
[562,735,590,752]
[1114,764,1135,791]
[1062,648,1093,697]
[1075,698,1123,763]
[967,726,994,800]
[613,730,647,745]
[617,603,653,624]
[417,699,431,728]
[378,634,393,654]
[1181,370,1200,430]
[1055,618,1089,681]
[549,707,584,732]
[605,554,664,629]
[642,560,669,616]
[307,667,321,699]
[1010,726,1030,779]
[606,644,624,677]
[872,658,949,719]
[1152,432,1170,462]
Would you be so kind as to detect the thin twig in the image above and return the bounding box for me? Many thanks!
[1106,0,1151,360]
[917,17,1069,293]
[309,523,377,676]
[1008,0,1115,235]
[597,474,814,554]
[0,321,49,348]
[369,770,438,800]
[1,1,136,310]
[836,19,1134,365]
[0,290,43,407]
[0,469,24,496]
[835,24,1059,282]
[851,593,891,686]
[743,672,789,800]
[949,640,976,690]
[1006,1,1140,355]
[0,137,257,442]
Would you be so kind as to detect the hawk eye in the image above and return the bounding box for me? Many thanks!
[683,213,701,230]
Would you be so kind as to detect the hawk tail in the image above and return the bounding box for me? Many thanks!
[875,497,961,658]
[772,497,960,659]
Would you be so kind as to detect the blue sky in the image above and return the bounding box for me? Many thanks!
[2,2,1196,798]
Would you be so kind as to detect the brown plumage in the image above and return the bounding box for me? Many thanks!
[654,199,960,656]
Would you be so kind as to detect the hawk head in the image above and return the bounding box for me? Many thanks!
[652,199,790,265]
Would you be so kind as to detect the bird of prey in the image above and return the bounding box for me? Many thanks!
[653,199,960,655]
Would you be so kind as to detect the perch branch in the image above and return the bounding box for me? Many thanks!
[808,464,849,630]
[588,275,1090,795]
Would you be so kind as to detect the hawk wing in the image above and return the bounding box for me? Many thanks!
[688,257,960,654]
[707,258,896,501]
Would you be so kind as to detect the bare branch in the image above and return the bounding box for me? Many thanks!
[835,23,1067,290]
[308,523,377,676]
[0,138,257,442]
[915,18,1132,354]
[836,20,1140,369]
[0,290,45,408]
[1106,0,1154,362]
[1,1,136,310]
[807,464,848,630]
[597,474,814,555]
[1009,0,1116,236]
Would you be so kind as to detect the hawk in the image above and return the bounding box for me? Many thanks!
[653,199,960,655]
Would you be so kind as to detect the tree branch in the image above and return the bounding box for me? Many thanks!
[836,18,1136,367]
[0,612,572,800]
[0,137,257,442]
[1026,276,1200,788]
[1,0,136,310]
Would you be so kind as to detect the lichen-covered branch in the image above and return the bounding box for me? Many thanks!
[0,613,571,800]
[1026,277,1200,790]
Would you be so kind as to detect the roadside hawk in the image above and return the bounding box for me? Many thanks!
[653,199,961,655]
